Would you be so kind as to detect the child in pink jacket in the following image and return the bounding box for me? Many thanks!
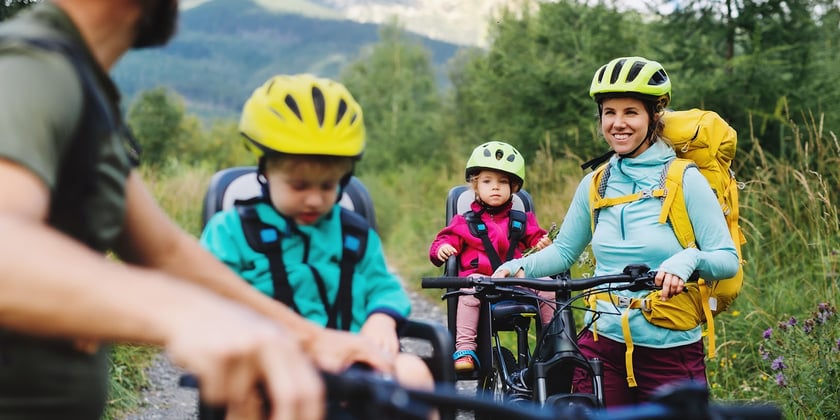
[429,141,554,372]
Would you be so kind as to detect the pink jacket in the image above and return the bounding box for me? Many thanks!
[429,201,547,277]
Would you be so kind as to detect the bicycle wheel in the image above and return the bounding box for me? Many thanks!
[474,346,516,420]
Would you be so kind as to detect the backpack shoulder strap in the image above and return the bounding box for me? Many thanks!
[235,200,300,313]
[0,35,139,249]
[661,158,697,249]
[464,210,504,270]
[588,163,610,233]
[505,209,527,261]
[334,208,369,331]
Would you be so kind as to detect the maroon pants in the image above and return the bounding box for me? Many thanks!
[572,330,707,407]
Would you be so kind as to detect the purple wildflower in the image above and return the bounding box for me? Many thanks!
[788,316,797,326]
[763,328,773,339]
[775,373,787,387]
[771,356,786,371]
[836,338,840,351]
[778,321,788,332]
[818,302,828,312]
[758,344,770,360]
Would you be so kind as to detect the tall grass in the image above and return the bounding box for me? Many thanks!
[705,116,839,418]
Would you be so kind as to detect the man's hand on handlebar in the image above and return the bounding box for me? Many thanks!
[303,328,396,374]
[165,297,324,420]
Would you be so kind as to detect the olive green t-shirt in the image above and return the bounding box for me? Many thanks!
[0,2,139,418]
[0,1,136,252]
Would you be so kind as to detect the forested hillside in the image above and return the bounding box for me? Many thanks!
[111,0,461,118]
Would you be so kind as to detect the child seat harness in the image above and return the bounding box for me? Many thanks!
[236,198,369,331]
[464,208,527,270]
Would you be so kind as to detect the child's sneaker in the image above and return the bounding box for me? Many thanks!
[452,349,479,373]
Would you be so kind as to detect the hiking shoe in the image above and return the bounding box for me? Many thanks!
[452,349,479,373]
[454,355,475,372]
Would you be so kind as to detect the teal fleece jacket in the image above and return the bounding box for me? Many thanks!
[201,202,411,332]
[499,141,739,348]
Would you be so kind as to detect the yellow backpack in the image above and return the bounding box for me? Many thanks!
[586,109,746,385]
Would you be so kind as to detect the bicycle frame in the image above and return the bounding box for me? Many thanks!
[423,264,660,411]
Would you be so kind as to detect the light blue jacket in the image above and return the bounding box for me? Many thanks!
[499,141,739,348]
[201,202,411,332]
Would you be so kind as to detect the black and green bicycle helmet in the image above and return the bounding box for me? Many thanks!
[589,56,671,109]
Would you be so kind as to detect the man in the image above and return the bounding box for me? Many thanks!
[0,1,393,418]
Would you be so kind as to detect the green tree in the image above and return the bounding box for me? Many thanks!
[449,0,654,162]
[653,0,840,160]
[127,87,188,167]
[340,20,444,173]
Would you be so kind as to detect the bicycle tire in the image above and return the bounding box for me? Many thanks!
[474,346,517,420]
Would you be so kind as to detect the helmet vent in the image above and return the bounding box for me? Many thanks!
[610,58,627,83]
[336,99,348,125]
[506,154,515,162]
[483,149,491,157]
[495,149,504,160]
[596,66,606,83]
[284,94,302,122]
[649,69,668,86]
[311,87,326,127]
[627,61,645,82]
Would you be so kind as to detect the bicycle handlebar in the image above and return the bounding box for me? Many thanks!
[422,263,662,292]
[323,367,781,420]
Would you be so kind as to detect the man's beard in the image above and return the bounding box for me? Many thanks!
[132,0,179,49]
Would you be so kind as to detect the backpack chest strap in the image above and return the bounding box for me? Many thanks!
[591,188,667,211]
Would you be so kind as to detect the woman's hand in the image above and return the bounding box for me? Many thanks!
[655,271,685,300]
[492,267,525,278]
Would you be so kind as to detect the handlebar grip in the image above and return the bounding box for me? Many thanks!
[421,276,473,289]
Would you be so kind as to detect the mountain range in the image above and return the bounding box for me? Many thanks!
[112,0,527,119]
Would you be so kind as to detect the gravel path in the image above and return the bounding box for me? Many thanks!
[122,287,476,420]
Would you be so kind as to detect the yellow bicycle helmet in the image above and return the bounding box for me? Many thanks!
[589,56,671,108]
[239,74,365,158]
[465,141,526,190]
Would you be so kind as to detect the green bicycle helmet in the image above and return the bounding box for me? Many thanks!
[465,141,526,190]
[589,56,671,108]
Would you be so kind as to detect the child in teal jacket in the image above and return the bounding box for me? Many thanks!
[200,74,433,414]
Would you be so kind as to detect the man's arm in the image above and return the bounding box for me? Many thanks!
[113,170,393,373]
[0,160,324,418]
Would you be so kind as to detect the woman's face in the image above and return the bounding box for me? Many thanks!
[600,97,651,158]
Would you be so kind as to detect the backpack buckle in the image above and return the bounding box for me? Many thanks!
[616,296,632,307]
[640,189,654,199]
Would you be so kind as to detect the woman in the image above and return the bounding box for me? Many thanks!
[493,56,739,406]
